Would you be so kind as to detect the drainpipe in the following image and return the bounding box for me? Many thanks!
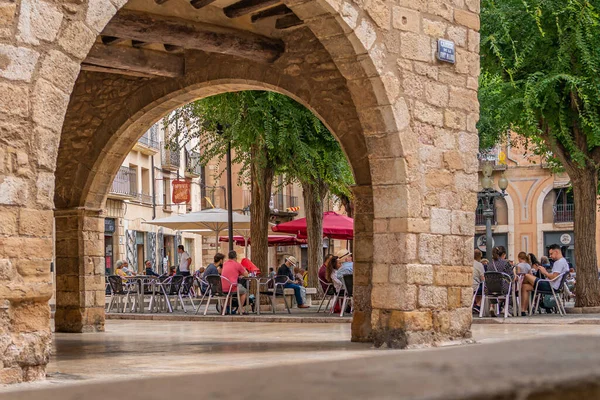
[151,157,156,220]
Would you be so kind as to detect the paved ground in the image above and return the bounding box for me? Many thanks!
[5,320,600,399]
[3,319,600,391]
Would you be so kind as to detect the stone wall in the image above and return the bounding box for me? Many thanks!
[0,0,480,383]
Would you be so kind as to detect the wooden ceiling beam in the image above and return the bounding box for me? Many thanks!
[251,5,292,23]
[155,0,171,3]
[101,36,128,45]
[275,14,302,29]
[102,10,284,63]
[224,0,279,19]
[164,44,184,53]
[84,43,185,78]
[81,64,155,78]
[132,40,151,49]
[190,0,217,9]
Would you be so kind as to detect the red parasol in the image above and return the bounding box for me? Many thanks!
[219,235,305,247]
[241,258,261,274]
[271,211,354,240]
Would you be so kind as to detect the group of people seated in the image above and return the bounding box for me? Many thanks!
[317,249,354,313]
[196,252,311,310]
[473,243,573,316]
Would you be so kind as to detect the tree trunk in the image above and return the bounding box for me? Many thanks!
[302,180,327,288]
[250,144,274,276]
[571,167,600,307]
[339,194,353,253]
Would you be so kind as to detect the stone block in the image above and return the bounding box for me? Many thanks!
[389,264,407,284]
[418,285,447,309]
[9,302,50,333]
[461,287,474,307]
[434,265,472,287]
[0,83,29,118]
[352,19,377,51]
[447,26,467,48]
[449,86,479,113]
[39,50,81,93]
[397,0,427,12]
[400,32,432,62]
[443,150,463,171]
[0,367,23,384]
[413,101,443,126]
[366,0,390,30]
[465,0,480,13]
[427,0,453,21]
[0,258,15,281]
[389,310,432,331]
[32,79,70,133]
[0,209,18,236]
[425,81,448,107]
[419,145,443,169]
[0,2,17,28]
[17,0,63,45]
[392,6,420,33]
[16,259,50,278]
[425,170,453,189]
[369,157,407,185]
[454,9,480,30]
[418,234,443,264]
[340,2,359,30]
[413,61,438,80]
[371,283,417,310]
[455,48,480,76]
[422,18,446,37]
[449,308,472,336]
[451,210,475,235]
[468,29,480,53]
[430,208,451,234]
[442,235,465,265]
[406,264,433,285]
[0,44,39,82]
[432,310,450,333]
[372,263,389,283]
[401,70,426,98]
[35,172,55,209]
[373,233,410,264]
[58,21,97,60]
[19,209,53,236]
[447,287,461,309]
[86,0,116,33]
[373,185,406,218]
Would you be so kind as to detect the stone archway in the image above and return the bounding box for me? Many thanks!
[0,0,480,383]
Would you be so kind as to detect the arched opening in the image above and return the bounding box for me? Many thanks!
[0,0,482,383]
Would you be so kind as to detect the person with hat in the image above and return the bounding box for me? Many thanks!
[277,256,310,309]
[335,249,353,280]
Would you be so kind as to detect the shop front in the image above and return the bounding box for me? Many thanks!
[474,232,508,260]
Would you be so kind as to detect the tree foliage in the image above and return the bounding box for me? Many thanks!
[479,0,600,306]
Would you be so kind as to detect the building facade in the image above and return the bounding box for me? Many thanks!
[477,142,600,267]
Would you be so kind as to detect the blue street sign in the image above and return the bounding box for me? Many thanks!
[437,39,455,64]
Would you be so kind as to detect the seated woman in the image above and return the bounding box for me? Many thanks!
[516,252,532,274]
[318,254,333,292]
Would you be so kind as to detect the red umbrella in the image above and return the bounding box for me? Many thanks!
[271,211,354,240]
[219,235,305,247]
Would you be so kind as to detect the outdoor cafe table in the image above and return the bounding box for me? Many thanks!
[124,275,160,313]
[240,276,262,315]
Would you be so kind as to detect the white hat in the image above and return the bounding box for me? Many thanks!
[286,256,298,267]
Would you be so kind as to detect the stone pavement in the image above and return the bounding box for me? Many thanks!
[474,313,600,325]
[3,320,600,399]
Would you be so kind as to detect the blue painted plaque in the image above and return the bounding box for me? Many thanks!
[437,39,455,64]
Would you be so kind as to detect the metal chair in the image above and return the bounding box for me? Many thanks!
[179,275,196,313]
[259,275,291,314]
[164,275,185,311]
[479,271,512,318]
[317,277,336,313]
[340,274,353,317]
[107,275,135,313]
[531,272,569,316]
[201,275,235,316]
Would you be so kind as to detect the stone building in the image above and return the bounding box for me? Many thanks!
[477,140,600,267]
[0,0,481,383]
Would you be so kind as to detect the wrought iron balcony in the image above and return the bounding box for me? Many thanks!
[109,166,137,198]
[271,193,299,212]
[161,142,180,171]
[185,150,201,177]
[475,204,496,226]
[554,203,574,223]
[134,125,160,155]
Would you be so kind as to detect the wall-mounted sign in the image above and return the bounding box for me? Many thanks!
[104,218,116,233]
[560,233,572,245]
[437,39,455,64]
[172,179,191,204]
[476,235,494,252]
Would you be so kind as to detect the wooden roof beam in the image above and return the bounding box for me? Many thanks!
[102,10,284,63]
[251,5,293,23]
[190,0,217,9]
[84,43,185,78]
[81,64,155,78]
[224,0,279,18]
[275,14,303,29]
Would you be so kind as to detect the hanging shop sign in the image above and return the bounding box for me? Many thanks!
[172,179,191,204]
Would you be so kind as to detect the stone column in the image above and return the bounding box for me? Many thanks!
[350,185,374,342]
[54,208,105,333]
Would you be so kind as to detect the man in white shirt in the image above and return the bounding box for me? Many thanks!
[177,245,192,276]
[519,244,569,315]
[472,249,485,313]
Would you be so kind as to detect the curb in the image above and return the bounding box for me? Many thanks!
[106,313,352,324]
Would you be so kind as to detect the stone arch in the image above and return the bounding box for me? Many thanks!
[0,0,481,382]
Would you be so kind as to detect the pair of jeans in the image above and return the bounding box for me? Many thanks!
[284,282,303,306]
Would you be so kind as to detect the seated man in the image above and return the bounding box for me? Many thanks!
[472,249,485,314]
[221,251,249,313]
[520,244,570,316]
[277,256,309,308]
[144,260,160,277]
[335,249,353,280]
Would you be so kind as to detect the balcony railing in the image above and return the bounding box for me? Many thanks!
[138,192,153,205]
[478,159,507,171]
[110,166,137,198]
[185,150,201,177]
[475,205,496,226]
[134,125,160,155]
[161,142,180,171]
[272,193,299,212]
[554,203,574,223]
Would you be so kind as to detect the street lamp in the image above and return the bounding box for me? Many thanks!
[478,162,509,258]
